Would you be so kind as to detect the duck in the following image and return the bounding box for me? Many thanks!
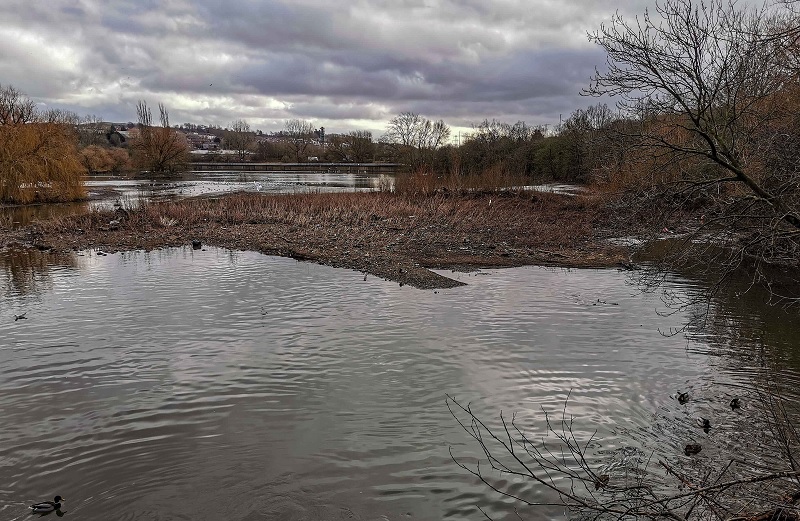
[730,397,741,410]
[676,391,690,405]
[594,474,610,490]
[697,417,711,433]
[30,496,64,514]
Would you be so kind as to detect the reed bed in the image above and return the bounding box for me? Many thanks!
[55,190,598,248]
[394,164,533,196]
[13,189,623,289]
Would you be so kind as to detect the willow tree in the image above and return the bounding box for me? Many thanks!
[131,101,190,174]
[0,84,85,204]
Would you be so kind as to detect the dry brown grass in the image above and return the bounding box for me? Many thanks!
[394,165,533,196]
[54,190,608,253]
[20,190,624,289]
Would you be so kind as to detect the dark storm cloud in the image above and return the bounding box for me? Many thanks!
[0,0,658,132]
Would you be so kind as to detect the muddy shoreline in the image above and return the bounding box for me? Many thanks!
[0,191,629,289]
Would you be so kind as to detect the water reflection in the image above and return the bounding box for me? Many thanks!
[0,248,80,301]
[686,276,800,370]
[0,249,797,520]
[0,202,90,228]
[86,170,395,209]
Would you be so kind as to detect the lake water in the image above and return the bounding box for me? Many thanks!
[0,170,580,227]
[0,247,797,520]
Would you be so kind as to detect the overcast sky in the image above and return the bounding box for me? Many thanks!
[0,0,655,136]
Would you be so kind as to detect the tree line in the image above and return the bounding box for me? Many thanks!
[2,0,798,224]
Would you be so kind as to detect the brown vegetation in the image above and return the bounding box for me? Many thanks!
[79,144,131,174]
[0,84,86,204]
[0,122,86,204]
[579,0,800,307]
[394,165,534,196]
[0,190,626,289]
[130,101,190,174]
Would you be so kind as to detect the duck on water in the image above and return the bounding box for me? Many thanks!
[30,496,64,514]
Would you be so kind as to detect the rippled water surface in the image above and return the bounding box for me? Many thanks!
[1,247,798,520]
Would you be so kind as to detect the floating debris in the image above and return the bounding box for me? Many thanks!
[684,443,702,456]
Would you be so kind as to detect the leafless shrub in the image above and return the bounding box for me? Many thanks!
[448,390,800,520]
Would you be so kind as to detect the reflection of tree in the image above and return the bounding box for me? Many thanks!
[680,268,800,374]
[450,380,800,520]
[633,237,800,372]
[1,202,89,227]
[451,261,800,520]
[0,248,79,298]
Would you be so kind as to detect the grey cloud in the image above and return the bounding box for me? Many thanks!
[0,0,659,131]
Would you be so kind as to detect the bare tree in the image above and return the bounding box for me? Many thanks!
[77,114,107,147]
[225,119,253,160]
[327,130,375,162]
[587,0,800,303]
[282,119,315,162]
[554,104,621,182]
[346,130,375,162]
[459,119,549,179]
[0,84,36,125]
[448,390,800,521]
[131,101,189,174]
[383,112,450,169]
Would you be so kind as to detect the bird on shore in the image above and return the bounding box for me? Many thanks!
[730,397,741,410]
[30,496,64,513]
[697,417,711,433]
[676,391,690,405]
